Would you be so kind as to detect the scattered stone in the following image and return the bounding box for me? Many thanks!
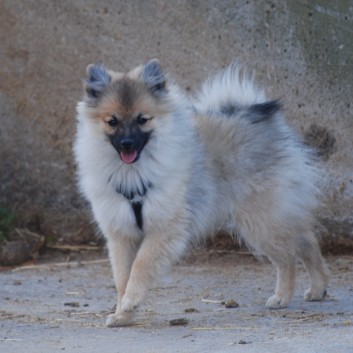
[0,228,45,266]
[184,308,199,313]
[64,302,80,307]
[0,240,31,266]
[238,339,250,344]
[169,318,189,326]
[225,299,239,308]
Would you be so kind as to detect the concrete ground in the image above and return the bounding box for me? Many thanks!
[1,249,353,353]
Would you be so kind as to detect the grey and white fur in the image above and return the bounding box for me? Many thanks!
[74,59,329,327]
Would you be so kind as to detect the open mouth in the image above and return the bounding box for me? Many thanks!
[120,150,138,164]
[108,131,151,165]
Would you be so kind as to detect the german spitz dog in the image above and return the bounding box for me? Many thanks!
[74,59,329,327]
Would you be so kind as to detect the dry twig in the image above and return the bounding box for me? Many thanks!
[12,259,109,273]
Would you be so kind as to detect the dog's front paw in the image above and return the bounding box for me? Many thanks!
[266,294,290,309]
[106,310,134,327]
[120,293,141,312]
[304,288,327,302]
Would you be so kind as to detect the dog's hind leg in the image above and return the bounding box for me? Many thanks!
[237,212,297,308]
[265,252,296,309]
[296,232,329,302]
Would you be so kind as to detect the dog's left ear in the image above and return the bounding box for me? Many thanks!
[141,59,167,95]
[84,64,111,100]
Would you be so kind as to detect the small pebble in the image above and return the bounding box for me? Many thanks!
[225,299,239,308]
[169,318,189,326]
[64,302,80,307]
[238,339,249,344]
[184,308,199,313]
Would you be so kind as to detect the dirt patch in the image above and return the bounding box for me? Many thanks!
[304,123,337,160]
[1,250,353,352]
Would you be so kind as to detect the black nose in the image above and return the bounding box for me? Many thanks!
[120,137,134,151]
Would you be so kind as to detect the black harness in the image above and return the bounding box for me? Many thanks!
[131,201,143,230]
[115,182,152,231]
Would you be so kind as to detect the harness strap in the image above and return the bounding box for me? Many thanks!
[131,201,143,230]
[115,184,151,231]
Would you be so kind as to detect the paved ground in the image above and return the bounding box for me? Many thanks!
[1,249,353,353]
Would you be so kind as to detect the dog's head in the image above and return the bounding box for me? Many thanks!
[83,59,169,164]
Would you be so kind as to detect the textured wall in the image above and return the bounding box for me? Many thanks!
[0,0,352,247]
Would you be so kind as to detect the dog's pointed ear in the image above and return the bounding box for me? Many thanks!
[84,64,111,100]
[141,59,167,95]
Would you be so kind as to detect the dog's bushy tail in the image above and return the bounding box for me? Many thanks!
[192,62,324,237]
[193,62,267,115]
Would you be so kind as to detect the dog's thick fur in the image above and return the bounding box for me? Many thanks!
[74,59,329,327]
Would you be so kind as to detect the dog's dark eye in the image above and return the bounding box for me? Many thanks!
[136,115,149,125]
[108,116,118,128]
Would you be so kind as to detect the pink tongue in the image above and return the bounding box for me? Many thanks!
[120,150,138,164]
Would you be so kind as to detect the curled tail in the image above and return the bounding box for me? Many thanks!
[193,62,284,126]
[192,61,321,221]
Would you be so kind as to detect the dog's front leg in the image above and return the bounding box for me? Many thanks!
[105,235,141,327]
[110,226,188,327]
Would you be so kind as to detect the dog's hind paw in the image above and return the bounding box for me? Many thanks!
[304,288,327,302]
[106,310,134,327]
[266,294,290,309]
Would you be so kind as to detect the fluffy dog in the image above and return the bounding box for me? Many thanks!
[74,59,329,327]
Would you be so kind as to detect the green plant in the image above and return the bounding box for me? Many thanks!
[0,207,16,245]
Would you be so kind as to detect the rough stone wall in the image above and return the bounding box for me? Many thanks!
[0,0,352,247]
